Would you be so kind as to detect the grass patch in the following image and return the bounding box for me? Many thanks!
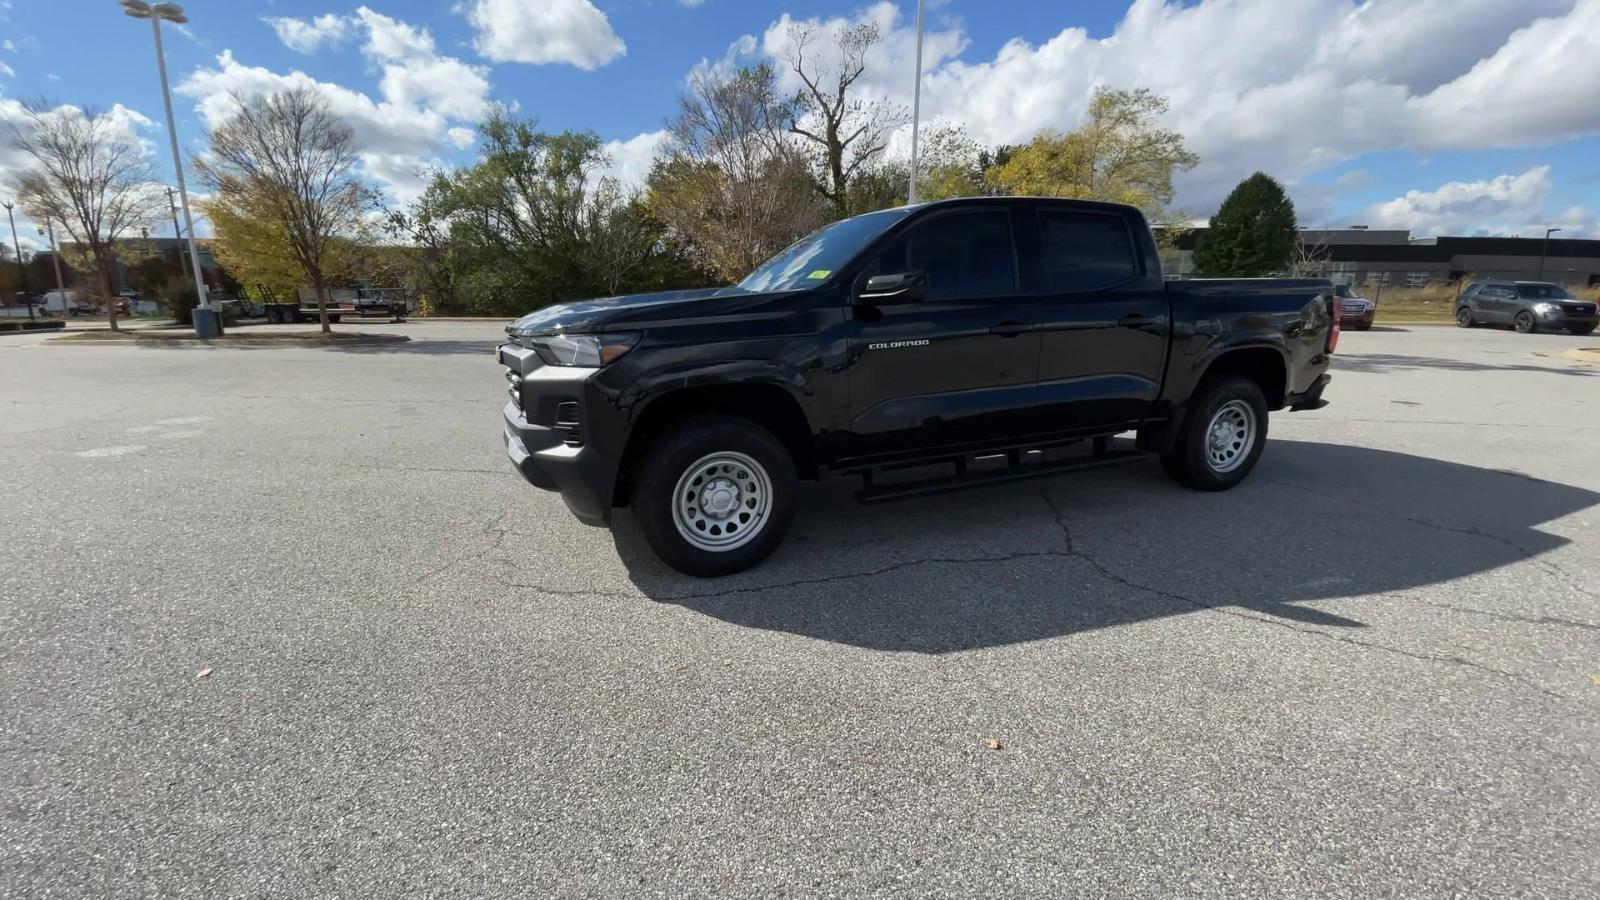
[0,318,67,332]
[50,330,409,345]
[1370,281,1600,324]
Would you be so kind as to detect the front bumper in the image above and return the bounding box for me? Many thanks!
[503,401,613,525]
[1536,308,1598,329]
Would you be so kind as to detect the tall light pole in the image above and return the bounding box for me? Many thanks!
[1537,227,1562,281]
[906,0,926,205]
[119,1,210,323]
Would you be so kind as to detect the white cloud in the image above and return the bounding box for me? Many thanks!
[180,8,491,205]
[601,129,670,189]
[739,0,1600,215]
[463,0,625,70]
[264,13,354,54]
[1358,166,1599,238]
[447,127,477,150]
[352,7,435,62]
[680,0,708,7]
[0,59,13,79]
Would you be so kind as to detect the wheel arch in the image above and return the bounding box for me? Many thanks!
[1196,344,1290,410]
[612,379,818,508]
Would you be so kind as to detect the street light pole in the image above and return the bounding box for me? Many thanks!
[120,1,208,318]
[906,0,925,205]
[1537,227,1562,281]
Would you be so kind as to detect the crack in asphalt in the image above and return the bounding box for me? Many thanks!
[1262,475,1600,605]
[417,483,1576,701]
[648,549,1073,603]
[1409,600,1600,632]
[1037,489,1569,701]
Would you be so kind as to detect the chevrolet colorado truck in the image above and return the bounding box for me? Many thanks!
[498,198,1335,576]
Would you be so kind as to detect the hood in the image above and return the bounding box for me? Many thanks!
[508,287,738,336]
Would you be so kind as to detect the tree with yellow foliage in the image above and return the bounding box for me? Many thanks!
[199,185,304,306]
[987,88,1198,219]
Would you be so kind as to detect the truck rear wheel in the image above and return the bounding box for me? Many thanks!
[632,415,797,577]
[1160,376,1269,492]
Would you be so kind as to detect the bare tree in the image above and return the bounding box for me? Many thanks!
[583,179,651,295]
[9,102,163,332]
[194,88,366,333]
[1289,228,1332,278]
[783,22,907,217]
[649,63,824,279]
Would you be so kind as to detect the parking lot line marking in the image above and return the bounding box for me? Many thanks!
[76,445,146,458]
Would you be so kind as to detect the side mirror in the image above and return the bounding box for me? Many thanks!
[857,271,928,305]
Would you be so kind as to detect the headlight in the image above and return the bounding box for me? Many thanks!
[1532,302,1560,315]
[527,332,640,367]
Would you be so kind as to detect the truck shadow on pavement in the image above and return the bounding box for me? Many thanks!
[612,440,1599,653]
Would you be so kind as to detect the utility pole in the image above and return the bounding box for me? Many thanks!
[3,199,32,318]
[1537,227,1562,281]
[42,217,69,319]
[906,0,926,205]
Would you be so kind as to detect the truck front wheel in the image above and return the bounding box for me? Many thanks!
[1160,376,1270,492]
[632,415,798,577]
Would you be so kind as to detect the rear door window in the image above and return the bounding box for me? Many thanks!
[1035,211,1140,293]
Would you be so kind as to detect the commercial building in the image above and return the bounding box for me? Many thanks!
[1161,228,1600,288]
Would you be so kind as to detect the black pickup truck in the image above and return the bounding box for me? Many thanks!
[498,198,1335,575]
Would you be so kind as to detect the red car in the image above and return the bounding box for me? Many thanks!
[1334,284,1375,330]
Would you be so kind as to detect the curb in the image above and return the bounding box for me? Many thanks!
[47,333,412,348]
[1551,348,1600,365]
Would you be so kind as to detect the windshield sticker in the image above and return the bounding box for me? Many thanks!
[806,269,832,280]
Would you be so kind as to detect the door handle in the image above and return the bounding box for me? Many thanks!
[989,321,1030,337]
[1119,314,1163,329]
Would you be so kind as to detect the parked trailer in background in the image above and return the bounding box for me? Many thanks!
[259,285,412,324]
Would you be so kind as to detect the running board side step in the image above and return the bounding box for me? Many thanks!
[855,439,1151,505]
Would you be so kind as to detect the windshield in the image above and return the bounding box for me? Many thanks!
[736,208,912,293]
[1334,284,1354,297]
[1515,283,1573,299]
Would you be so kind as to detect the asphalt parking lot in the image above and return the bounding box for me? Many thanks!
[3,322,1598,897]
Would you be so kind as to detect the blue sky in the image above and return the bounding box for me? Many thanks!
[3,0,1599,247]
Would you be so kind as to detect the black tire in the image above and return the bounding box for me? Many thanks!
[1567,323,1597,337]
[328,314,342,324]
[1514,311,1536,334]
[1354,323,1372,331]
[1160,376,1270,492]
[1455,306,1474,328]
[632,415,798,577]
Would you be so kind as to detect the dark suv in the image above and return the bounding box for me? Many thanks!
[1456,281,1598,335]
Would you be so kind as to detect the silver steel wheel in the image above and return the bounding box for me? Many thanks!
[671,451,772,552]
[1205,400,1257,474]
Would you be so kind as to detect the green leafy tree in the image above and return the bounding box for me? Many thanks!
[1193,172,1299,277]
[401,109,709,316]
